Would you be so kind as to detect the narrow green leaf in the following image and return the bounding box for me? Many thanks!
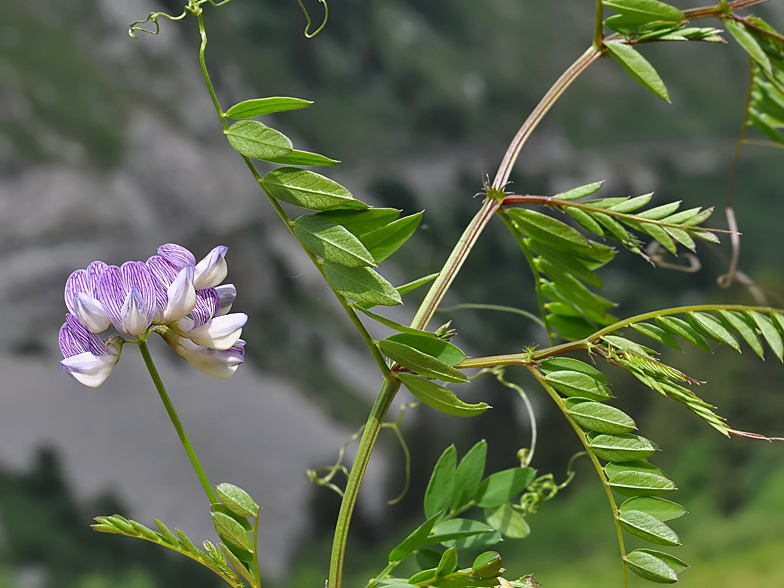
[212,504,252,532]
[609,193,653,213]
[379,339,468,383]
[416,550,443,571]
[539,358,609,384]
[664,226,696,251]
[355,307,439,338]
[655,316,712,351]
[748,310,784,360]
[607,461,676,496]
[536,258,609,318]
[725,20,771,73]
[407,569,437,585]
[484,503,531,538]
[322,262,402,306]
[631,322,682,350]
[528,240,604,287]
[389,512,443,562]
[264,149,340,167]
[294,215,376,267]
[426,519,497,547]
[386,333,466,366]
[621,497,687,521]
[216,483,259,518]
[685,312,740,351]
[177,529,202,556]
[566,207,605,237]
[544,370,613,401]
[211,512,252,553]
[594,212,632,242]
[554,181,604,200]
[588,432,659,462]
[317,208,401,237]
[604,0,684,22]
[436,547,459,578]
[474,468,536,508]
[508,209,591,250]
[661,207,702,224]
[261,168,364,211]
[566,399,637,433]
[398,373,490,418]
[640,222,677,255]
[425,446,458,519]
[225,97,312,118]
[605,41,670,101]
[636,549,689,574]
[625,550,679,583]
[718,310,765,358]
[690,229,720,244]
[155,519,178,546]
[451,440,488,510]
[637,202,681,220]
[749,110,784,143]
[225,120,293,160]
[771,312,784,333]
[619,510,681,546]
[603,334,655,356]
[397,273,439,296]
[682,207,714,226]
[361,212,423,263]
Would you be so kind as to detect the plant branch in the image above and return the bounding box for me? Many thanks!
[594,0,604,50]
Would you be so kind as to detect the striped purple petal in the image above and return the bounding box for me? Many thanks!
[215,284,236,315]
[87,261,108,292]
[191,288,221,327]
[145,255,178,319]
[64,269,89,315]
[96,262,157,335]
[158,243,195,270]
[59,314,110,357]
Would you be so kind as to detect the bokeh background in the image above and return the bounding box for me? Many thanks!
[1,0,784,586]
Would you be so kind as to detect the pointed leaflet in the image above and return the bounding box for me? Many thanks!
[588,432,659,462]
[435,547,459,578]
[355,306,439,338]
[554,181,604,201]
[397,273,439,296]
[544,370,613,401]
[566,207,605,237]
[605,41,670,101]
[635,549,689,573]
[471,551,504,579]
[607,461,676,496]
[565,399,637,433]
[261,168,365,211]
[631,322,682,350]
[528,240,604,287]
[317,208,401,237]
[625,550,680,583]
[211,512,253,553]
[424,445,457,518]
[717,310,765,359]
[216,483,259,518]
[379,338,468,383]
[637,202,681,220]
[484,503,530,538]
[361,213,423,263]
[385,333,466,366]
[389,512,443,562]
[264,150,340,167]
[655,316,712,351]
[425,519,498,546]
[685,312,740,351]
[620,497,687,521]
[508,208,592,251]
[451,440,488,510]
[748,310,784,361]
[619,510,680,546]
[725,20,772,74]
[474,467,536,508]
[225,120,293,160]
[225,97,312,118]
[293,215,376,267]
[322,262,402,306]
[609,193,653,213]
[603,0,684,22]
[398,373,490,417]
[539,358,609,384]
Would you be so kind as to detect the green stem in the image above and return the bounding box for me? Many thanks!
[527,366,628,587]
[329,377,401,588]
[594,0,604,50]
[252,510,262,588]
[497,208,554,345]
[139,340,218,504]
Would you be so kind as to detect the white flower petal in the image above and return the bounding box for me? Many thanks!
[121,288,151,336]
[61,351,118,387]
[186,313,247,350]
[162,265,197,323]
[73,293,112,333]
[194,246,228,290]
[171,338,245,379]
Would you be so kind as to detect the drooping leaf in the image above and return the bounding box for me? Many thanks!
[379,339,468,383]
[718,310,765,359]
[566,399,637,433]
[261,167,365,211]
[655,316,712,351]
[386,333,467,366]
[635,549,689,574]
[748,310,784,360]
[631,322,682,350]
[474,468,536,508]
[425,446,457,518]
[554,181,604,200]
[264,149,340,167]
[639,222,677,255]
[398,373,490,417]
[566,207,605,237]
[322,262,402,306]
[361,213,423,263]
[685,312,740,351]
[451,440,488,510]
[620,497,687,521]
[605,41,670,101]
[625,549,680,583]
[389,513,443,562]
[317,208,401,237]
[216,483,259,518]
[619,510,681,546]
[294,215,376,267]
[604,335,655,356]
[225,97,312,118]
[539,358,609,384]
[588,432,659,462]
[527,240,604,287]
[725,20,772,73]
[211,511,253,553]
[544,370,613,401]
[508,208,591,250]
[225,120,293,160]
[484,503,531,538]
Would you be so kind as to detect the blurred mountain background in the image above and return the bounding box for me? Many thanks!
[1,0,784,586]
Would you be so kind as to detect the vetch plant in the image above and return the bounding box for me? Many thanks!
[57,0,784,587]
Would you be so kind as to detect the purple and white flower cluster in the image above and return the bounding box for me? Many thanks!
[59,243,247,387]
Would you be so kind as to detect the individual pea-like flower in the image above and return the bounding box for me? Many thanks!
[59,243,247,386]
